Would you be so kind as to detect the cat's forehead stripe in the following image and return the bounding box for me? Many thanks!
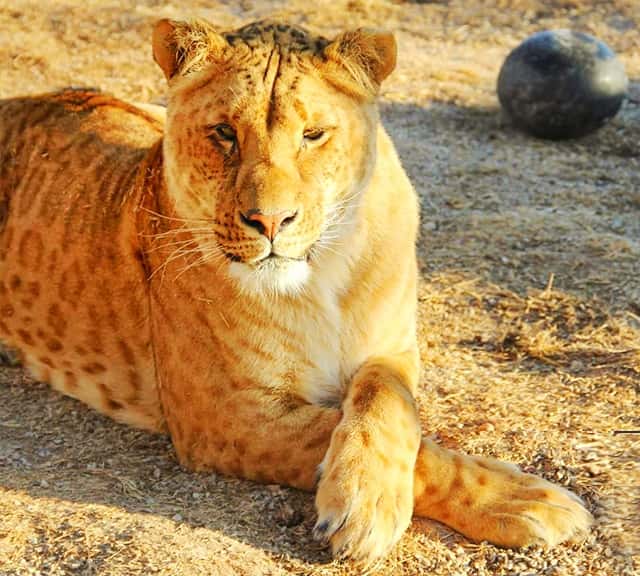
[224,20,329,55]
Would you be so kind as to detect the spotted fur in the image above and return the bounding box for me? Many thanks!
[0,19,591,564]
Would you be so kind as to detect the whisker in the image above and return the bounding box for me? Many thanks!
[325,189,363,211]
[174,254,210,280]
[148,244,205,282]
[141,226,215,240]
[146,237,202,254]
[310,241,347,260]
[145,229,216,246]
[141,206,214,224]
[324,219,358,230]
[174,243,225,279]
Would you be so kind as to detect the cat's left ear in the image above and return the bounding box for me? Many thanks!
[322,28,397,95]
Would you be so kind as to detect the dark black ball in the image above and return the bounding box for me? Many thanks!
[497,30,628,139]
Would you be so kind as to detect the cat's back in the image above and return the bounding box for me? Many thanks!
[0,89,166,431]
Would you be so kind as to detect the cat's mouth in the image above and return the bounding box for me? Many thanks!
[223,250,308,266]
[259,252,308,264]
[226,251,312,295]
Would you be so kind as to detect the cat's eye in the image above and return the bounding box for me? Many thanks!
[207,123,237,149]
[210,122,236,142]
[303,128,326,142]
[302,127,333,149]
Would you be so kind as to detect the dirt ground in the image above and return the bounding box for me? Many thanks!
[0,1,639,575]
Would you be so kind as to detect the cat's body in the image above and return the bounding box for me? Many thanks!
[0,19,591,564]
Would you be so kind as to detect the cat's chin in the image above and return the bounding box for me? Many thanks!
[227,257,311,297]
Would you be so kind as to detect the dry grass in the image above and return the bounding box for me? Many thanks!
[0,1,639,574]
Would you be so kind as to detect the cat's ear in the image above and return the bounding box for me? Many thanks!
[152,19,228,81]
[322,28,396,96]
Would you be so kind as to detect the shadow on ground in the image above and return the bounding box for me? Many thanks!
[381,92,640,312]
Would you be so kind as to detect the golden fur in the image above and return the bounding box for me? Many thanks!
[0,19,591,564]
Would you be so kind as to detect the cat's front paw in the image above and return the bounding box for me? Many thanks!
[313,419,420,564]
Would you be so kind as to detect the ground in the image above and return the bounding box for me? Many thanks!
[0,1,638,575]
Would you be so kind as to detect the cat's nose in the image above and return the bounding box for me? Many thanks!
[240,209,298,241]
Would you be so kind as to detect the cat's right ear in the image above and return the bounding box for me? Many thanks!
[152,19,228,81]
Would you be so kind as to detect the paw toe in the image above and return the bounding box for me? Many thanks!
[502,484,593,547]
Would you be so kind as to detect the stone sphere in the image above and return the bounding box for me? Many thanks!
[497,30,628,139]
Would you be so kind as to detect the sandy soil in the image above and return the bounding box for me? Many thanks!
[0,1,638,575]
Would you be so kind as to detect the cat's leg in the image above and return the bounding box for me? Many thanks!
[312,352,422,562]
[413,438,593,547]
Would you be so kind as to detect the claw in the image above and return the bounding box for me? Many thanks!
[335,542,352,561]
[333,511,349,536]
[314,512,348,540]
[313,519,330,541]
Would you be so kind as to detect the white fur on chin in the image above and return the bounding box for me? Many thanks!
[227,258,311,297]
